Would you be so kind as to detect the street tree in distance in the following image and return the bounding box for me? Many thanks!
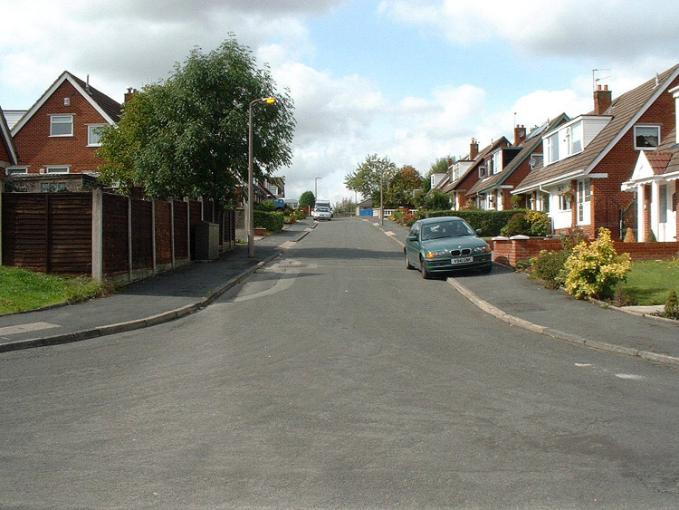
[344,154,398,204]
[299,191,316,209]
[99,36,295,209]
[422,156,454,192]
[386,165,422,207]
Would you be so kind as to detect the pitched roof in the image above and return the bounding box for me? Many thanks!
[0,106,19,165]
[514,63,679,193]
[11,71,122,135]
[466,114,570,196]
[654,128,679,176]
[442,137,510,192]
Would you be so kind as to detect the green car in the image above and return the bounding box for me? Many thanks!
[404,216,492,278]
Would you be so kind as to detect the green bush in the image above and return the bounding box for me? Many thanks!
[665,290,679,319]
[499,210,550,237]
[530,250,568,289]
[500,213,531,236]
[255,200,277,212]
[422,209,526,237]
[254,210,284,232]
[614,286,636,307]
[563,228,631,300]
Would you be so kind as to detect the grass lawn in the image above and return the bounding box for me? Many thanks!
[618,259,679,306]
[0,266,106,315]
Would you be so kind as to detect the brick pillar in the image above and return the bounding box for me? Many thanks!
[643,184,652,242]
[0,179,4,266]
[570,180,578,229]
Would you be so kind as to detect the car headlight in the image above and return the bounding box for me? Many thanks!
[425,250,449,259]
[473,244,492,254]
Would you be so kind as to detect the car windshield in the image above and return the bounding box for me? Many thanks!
[317,207,330,212]
[421,220,474,240]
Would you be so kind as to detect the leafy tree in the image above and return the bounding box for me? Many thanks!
[385,165,422,207]
[333,197,356,214]
[299,191,316,208]
[344,154,398,204]
[99,37,295,208]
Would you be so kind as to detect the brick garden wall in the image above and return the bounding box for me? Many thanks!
[490,238,679,267]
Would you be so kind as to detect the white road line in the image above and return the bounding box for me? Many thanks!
[0,322,61,336]
[615,373,645,380]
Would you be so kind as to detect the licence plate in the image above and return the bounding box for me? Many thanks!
[451,256,474,264]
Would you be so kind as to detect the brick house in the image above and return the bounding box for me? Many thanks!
[465,115,570,210]
[621,86,679,242]
[443,137,510,209]
[8,71,121,181]
[513,64,679,238]
[0,107,19,184]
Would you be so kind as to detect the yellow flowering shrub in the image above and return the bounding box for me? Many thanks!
[563,228,631,300]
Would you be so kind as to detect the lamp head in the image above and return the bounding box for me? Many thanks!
[262,96,277,105]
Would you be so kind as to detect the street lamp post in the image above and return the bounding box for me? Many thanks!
[247,96,277,258]
[314,177,321,200]
[380,171,384,227]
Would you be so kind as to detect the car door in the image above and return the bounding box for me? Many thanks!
[406,223,420,264]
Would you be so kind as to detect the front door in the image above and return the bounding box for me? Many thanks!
[576,179,591,225]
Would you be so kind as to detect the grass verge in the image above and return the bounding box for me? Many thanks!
[0,266,107,315]
[617,259,679,305]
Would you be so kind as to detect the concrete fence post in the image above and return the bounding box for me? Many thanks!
[127,197,133,282]
[91,188,103,281]
[170,200,176,269]
[151,199,157,274]
[185,198,191,261]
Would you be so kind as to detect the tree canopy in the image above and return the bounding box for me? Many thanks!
[299,191,316,208]
[385,165,422,207]
[344,154,398,204]
[422,156,453,192]
[98,37,295,204]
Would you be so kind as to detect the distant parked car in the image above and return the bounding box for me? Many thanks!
[404,216,492,278]
[312,206,333,221]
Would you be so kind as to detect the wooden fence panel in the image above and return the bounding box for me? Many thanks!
[189,201,202,226]
[2,193,49,271]
[103,193,129,275]
[154,200,172,265]
[131,199,153,270]
[48,194,92,273]
[173,201,188,259]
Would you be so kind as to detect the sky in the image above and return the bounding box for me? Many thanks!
[2,0,679,203]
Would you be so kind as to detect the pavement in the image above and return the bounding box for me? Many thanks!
[374,216,679,364]
[3,217,679,508]
[0,219,316,352]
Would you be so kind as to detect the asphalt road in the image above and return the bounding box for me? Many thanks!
[2,218,679,509]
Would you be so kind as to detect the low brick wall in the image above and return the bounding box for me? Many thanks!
[490,238,679,267]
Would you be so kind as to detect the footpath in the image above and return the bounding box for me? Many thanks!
[371,217,679,366]
[0,220,315,352]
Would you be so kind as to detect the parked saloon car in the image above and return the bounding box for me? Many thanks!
[404,216,492,278]
[312,206,333,220]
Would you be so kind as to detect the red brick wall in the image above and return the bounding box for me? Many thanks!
[591,76,679,238]
[490,238,679,266]
[13,80,110,174]
[0,137,11,168]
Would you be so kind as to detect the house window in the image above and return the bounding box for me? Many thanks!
[489,151,502,175]
[6,166,28,176]
[478,166,487,178]
[559,192,572,211]
[50,115,73,137]
[634,125,660,150]
[568,123,583,154]
[87,124,106,147]
[544,133,559,164]
[46,166,70,174]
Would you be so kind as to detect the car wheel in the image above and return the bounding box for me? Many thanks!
[405,250,414,270]
[419,257,431,279]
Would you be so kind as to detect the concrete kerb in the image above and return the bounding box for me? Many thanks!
[0,253,281,354]
[448,277,679,368]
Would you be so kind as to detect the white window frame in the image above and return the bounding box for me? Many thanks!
[6,166,28,176]
[544,133,559,165]
[633,125,660,151]
[87,124,106,147]
[49,114,74,137]
[559,192,572,211]
[45,165,70,174]
[568,122,583,155]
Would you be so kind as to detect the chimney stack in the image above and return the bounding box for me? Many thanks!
[514,124,527,145]
[470,138,479,160]
[593,84,612,115]
[124,87,138,104]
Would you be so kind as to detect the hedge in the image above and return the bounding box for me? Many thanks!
[421,209,528,237]
[254,210,284,232]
